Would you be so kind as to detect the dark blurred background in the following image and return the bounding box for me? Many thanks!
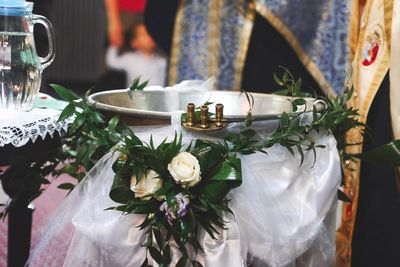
[32,0,126,97]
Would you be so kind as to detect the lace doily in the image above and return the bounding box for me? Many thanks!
[0,109,73,148]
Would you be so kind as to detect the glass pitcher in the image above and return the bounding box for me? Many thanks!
[0,0,55,111]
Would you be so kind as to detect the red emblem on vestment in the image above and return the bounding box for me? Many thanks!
[362,30,381,66]
[345,202,352,218]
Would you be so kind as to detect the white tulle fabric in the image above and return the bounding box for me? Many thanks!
[28,118,340,267]
[0,108,73,147]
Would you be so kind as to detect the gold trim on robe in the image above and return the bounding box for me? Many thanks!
[207,0,223,89]
[168,1,256,90]
[169,0,185,86]
[349,0,362,61]
[390,0,400,140]
[336,0,393,266]
[233,0,256,91]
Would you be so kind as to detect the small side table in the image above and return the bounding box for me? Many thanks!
[0,106,71,267]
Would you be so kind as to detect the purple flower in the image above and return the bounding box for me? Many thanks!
[175,193,190,218]
[159,193,190,224]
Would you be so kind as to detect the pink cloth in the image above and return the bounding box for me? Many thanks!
[0,174,75,267]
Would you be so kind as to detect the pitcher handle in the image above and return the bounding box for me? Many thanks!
[32,14,56,70]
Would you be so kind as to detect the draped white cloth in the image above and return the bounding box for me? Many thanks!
[28,119,340,267]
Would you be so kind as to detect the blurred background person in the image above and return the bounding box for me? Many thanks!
[106,21,166,87]
[32,0,149,95]
[105,0,146,48]
[101,0,168,90]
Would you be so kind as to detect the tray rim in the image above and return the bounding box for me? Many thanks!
[87,89,318,121]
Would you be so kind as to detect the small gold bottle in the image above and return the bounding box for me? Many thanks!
[186,103,195,126]
[200,105,209,129]
[215,103,224,127]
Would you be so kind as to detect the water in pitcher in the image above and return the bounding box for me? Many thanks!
[0,31,41,111]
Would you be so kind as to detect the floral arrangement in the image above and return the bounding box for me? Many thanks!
[0,71,371,267]
[109,134,241,266]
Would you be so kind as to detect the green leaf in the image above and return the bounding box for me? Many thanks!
[57,183,75,190]
[130,77,149,91]
[72,113,86,130]
[243,90,254,110]
[201,157,242,202]
[362,140,400,167]
[40,178,51,185]
[273,89,289,96]
[208,202,233,214]
[312,105,318,121]
[139,217,152,230]
[291,102,298,112]
[192,260,203,267]
[162,244,171,264]
[149,247,162,264]
[292,98,306,107]
[137,80,149,90]
[130,77,140,90]
[140,258,148,267]
[296,144,304,165]
[107,116,119,132]
[155,180,174,197]
[58,103,75,122]
[345,87,353,101]
[294,78,302,92]
[285,145,295,156]
[64,149,78,157]
[51,84,79,102]
[150,135,155,149]
[240,129,256,138]
[125,134,143,147]
[338,189,351,202]
[93,112,105,124]
[280,112,289,126]
[191,141,226,173]
[244,112,253,128]
[209,157,241,184]
[144,232,153,247]
[153,227,164,249]
[176,256,187,267]
[273,72,284,86]
[132,202,161,214]
[109,175,132,204]
[179,220,192,240]
[282,70,289,83]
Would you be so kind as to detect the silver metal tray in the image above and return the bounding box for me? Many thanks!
[87,89,318,125]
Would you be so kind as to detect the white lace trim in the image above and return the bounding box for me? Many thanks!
[0,109,73,147]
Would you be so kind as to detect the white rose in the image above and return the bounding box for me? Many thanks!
[130,170,163,200]
[168,152,201,187]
